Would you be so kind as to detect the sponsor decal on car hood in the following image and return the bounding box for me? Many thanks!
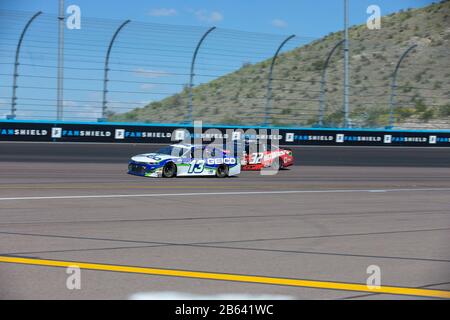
[130,153,180,163]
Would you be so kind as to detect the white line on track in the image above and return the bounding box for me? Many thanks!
[0,188,449,201]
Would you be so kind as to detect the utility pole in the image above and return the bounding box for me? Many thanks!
[343,0,350,128]
[57,0,65,121]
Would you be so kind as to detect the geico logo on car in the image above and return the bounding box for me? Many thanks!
[206,158,236,165]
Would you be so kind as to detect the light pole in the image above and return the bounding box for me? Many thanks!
[343,0,350,128]
[57,0,65,121]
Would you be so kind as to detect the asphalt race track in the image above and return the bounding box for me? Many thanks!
[2,142,450,167]
[0,142,449,299]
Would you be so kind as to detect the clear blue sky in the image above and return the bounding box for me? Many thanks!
[0,0,436,121]
[0,0,435,38]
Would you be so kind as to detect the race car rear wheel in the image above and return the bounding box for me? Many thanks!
[216,164,229,178]
[273,157,282,171]
[162,162,177,178]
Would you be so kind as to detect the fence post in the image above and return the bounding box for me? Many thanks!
[8,11,42,120]
[100,19,131,121]
[264,34,295,127]
[57,0,64,121]
[389,44,417,129]
[343,0,350,128]
[187,26,216,124]
[318,39,345,127]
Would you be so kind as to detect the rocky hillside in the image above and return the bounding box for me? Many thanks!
[110,0,450,129]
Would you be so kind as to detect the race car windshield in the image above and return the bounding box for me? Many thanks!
[157,146,186,157]
[251,144,280,152]
[244,143,269,153]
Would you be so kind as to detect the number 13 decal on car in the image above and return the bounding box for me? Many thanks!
[188,160,205,173]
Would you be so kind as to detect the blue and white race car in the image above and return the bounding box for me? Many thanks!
[128,144,241,178]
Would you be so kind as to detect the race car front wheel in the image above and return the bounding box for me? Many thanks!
[162,162,177,178]
[216,164,229,178]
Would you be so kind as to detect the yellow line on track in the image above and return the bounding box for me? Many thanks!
[0,256,449,298]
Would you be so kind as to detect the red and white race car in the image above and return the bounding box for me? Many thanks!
[239,141,294,171]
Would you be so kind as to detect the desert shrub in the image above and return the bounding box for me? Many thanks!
[414,99,427,113]
[438,104,450,117]
[419,109,434,122]
[312,60,325,71]
[324,110,344,127]
[433,81,442,89]
[414,72,423,82]
[219,115,243,125]
[397,106,414,119]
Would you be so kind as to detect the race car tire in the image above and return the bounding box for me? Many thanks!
[162,162,177,178]
[216,164,229,178]
[273,157,282,171]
